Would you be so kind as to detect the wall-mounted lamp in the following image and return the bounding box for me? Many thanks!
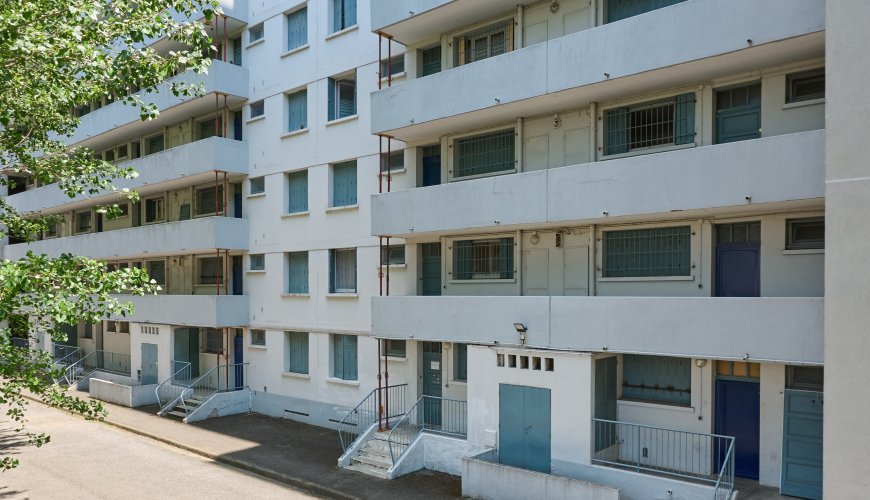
[695,359,708,368]
[514,323,527,345]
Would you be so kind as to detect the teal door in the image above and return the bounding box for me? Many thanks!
[595,357,618,451]
[499,384,552,473]
[716,84,761,144]
[420,243,442,296]
[781,390,823,499]
[141,343,158,385]
[174,328,199,377]
[422,342,442,426]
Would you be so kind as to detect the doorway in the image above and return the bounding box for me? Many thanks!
[141,343,158,385]
[173,327,200,377]
[715,365,761,479]
[594,357,618,451]
[420,243,442,296]
[715,222,761,297]
[422,342,442,426]
[421,145,441,187]
[499,384,552,473]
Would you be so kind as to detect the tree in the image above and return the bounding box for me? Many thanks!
[0,0,217,470]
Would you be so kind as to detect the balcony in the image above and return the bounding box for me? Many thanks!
[372,296,824,364]
[371,0,824,140]
[68,61,248,147]
[372,130,824,237]
[7,137,248,214]
[109,294,248,328]
[2,216,249,261]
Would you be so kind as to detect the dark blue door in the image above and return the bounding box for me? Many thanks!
[233,332,244,389]
[422,147,440,187]
[716,243,760,297]
[716,379,760,479]
[233,183,242,218]
[232,256,243,296]
[233,111,243,141]
[499,384,551,473]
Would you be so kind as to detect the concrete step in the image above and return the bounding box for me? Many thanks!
[358,448,392,462]
[166,410,187,419]
[351,454,393,469]
[175,404,199,411]
[346,462,390,480]
[363,438,392,454]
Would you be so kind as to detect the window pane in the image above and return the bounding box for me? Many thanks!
[622,355,691,405]
[195,187,224,216]
[788,70,825,103]
[787,218,824,250]
[603,226,691,277]
[250,100,264,118]
[381,245,406,265]
[332,249,357,292]
[250,177,265,194]
[250,254,265,271]
[385,340,406,358]
[454,129,515,178]
[250,329,266,346]
[380,150,404,172]
[145,260,166,285]
[420,46,441,77]
[198,257,222,285]
[454,238,514,280]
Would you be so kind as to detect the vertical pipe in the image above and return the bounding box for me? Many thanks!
[386,236,390,296]
[215,94,219,137]
[224,249,229,296]
[223,15,228,63]
[223,94,228,138]
[379,236,384,296]
[225,327,229,388]
[223,171,228,216]
[379,135,383,193]
[215,248,219,296]
[387,137,392,192]
[387,37,392,87]
[378,34,383,89]
[377,339,383,431]
[385,346,389,430]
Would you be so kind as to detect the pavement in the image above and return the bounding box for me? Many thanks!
[21,391,461,500]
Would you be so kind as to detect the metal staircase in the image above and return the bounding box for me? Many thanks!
[155,362,248,421]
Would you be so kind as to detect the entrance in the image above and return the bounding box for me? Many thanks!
[233,331,244,389]
[422,342,442,426]
[173,327,200,377]
[715,378,761,479]
[420,243,442,296]
[594,357,618,451]
[715,222,761,297]
[522,231,589,296]
[141,343,158,385]
[781,366,823,499]
[499,384,552,473]
[421,145,441,187]
[716,84,762,144]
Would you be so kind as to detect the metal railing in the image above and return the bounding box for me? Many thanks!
[53,344,81,365]
[62,350,131,386]
[713,439,735,500]
[338,384,407,452]
[173,363,248,418]
[388,396,467,464]
[592,418,735,494]
[155,360,193,410]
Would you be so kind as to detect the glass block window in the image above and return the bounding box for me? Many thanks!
[330,249,357,293]
[787,69,825,103]
[287,251,309,293]
[604,93,695,155]
[287,170,308,213]
[385,339,406,358]
[380,150,404,172]
[287,89,308,131]
[287,331,309,374]
[603,226,691,278]
[202,328,223,354]
[250,176,265,195]
[250,100,265,119]
[249,23,264,43]
[197,257,223,285]
[287,7,308,51]
[454,129,515,178]
[455,20,513,66]
[455,343,468,381]
[249,254,265,271]
[332,0,357,33]
[622,355,690,406]
[787,217,824,250]
[328,75,356,121]
[454,238,514,280]
[381,245,405,266]
[332,334,358,380]
[332,161,357,207]
[250,329,266,346]
[195,186,224,216]
[420,46,441,77]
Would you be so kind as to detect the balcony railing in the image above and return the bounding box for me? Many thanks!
[592,418,734,498]
[388,396,467,464]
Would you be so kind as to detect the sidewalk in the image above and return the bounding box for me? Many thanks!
[49,392,461,500]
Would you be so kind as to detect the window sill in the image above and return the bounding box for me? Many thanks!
[248,345,267,350]
[782,97,825,110]
[326,114,358,127]
[282,371,311,380]
[598,275,695,282]
[280,128,309,139]
[327,377,359,387]
[601,142,696,161]
[281,293,310,298]
[246,38,265,49]
[379,168,407,176]
[782,248,824,255]
[326,293,359,299]
[382,356,407,363]
[246,270,266,274]
[247,192,266,199]
[325,25,358,41]
[379,72,406,83]
[449,168,516,183]
[377,264,407,269]
[449,278,517,285]
[450,380,468,386]
[281,211,310,219]
[246,115,265,125]
[618,399,694,413]
[326,204,358,213]
[280,44,310,58]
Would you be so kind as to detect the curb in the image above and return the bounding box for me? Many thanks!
[23,394,358,500]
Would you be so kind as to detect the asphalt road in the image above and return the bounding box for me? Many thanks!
[0,403,316,499]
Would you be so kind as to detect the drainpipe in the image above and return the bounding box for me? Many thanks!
[377,339,383,431]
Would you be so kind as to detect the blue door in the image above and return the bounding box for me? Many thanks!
[173,328,199,377]
[716,222,760,297]
[233,183,242,218]
[141,343,158,385]
[781,390,823,499]
[422,342,442,426]
[715,379,760,479]
[232,256,243,296]
[422,146,440,187]
[233,331,244,389]
[420,243,442,296]
[499,384,552,473]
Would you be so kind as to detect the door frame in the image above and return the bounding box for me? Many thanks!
[715,378,761,479]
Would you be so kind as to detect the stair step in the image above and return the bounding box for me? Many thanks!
[359,448,392,461]
[363,439,392,453]
[351,454,393,469]
[346,462,390,480]
[166,411,187,418]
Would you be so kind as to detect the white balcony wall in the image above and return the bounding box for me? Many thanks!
[112,294,249,328]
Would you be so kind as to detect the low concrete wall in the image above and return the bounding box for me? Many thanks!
[250,390,351,430]
[89,376,158,408]
[556,462,717,500]
[185,389,251,423]
[391,433,474,478]
[462,451,619,500]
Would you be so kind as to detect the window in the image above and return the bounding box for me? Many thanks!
[381,245,405,266]
[332,334,358,380]
[331,161,357,207]
[603,226,691,278]
[287,7,307,50]
[144,197,165,223]
[115,202,129,218]
[453,238,514,280]
[605,0,686,23]
[198,257,223,285]
[716,222,761,245]
[380,150,403,172]
[119,321,130,334]
[75,211,92,234]
[385,340,406,358]
[202,328,223,354]
[194,186,224,216]
[117,144,128,160]
[250,100,265,119]
[604,93,696,155]
[331,0,357,33]
[622,355,691,406]
[787,366,824,390]
[199,116,222,140]
[250,176,265,195]
[146,134,164,155]
[453,129,515,178]
[250,254,265,271]
[104,149,115,162]
[83,323,94,339]
[716,360,760,379]
[328,74,356,121]
[379,55,405,78]
[287,251,309,293]
[787,217,824,250]
[249,23,264,43]
[420,46,441,77]
[787,69,825,103]
[330,249,357,293]
[45,222,59,238]
[250,329,266,346]
[455,343,468,381]
[145,260,166,285]
[287,170,308,213]
[287,89,307,131]
[231,37,242,65]
[131,142,141,159]
[287,331,309,374]
[455,20,513,66]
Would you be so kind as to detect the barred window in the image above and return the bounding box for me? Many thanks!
[603,226,691,277]
[454,238,514,280]
[453,129,515,178]
[198,257,223,285]
[604,93,695,155]
[202,328,223,354]
[455,20,513,66]
[194,186,224,216]
[622,355,691,406]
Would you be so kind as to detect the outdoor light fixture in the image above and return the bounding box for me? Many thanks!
[514,323,527,345]
[695,359,708,368]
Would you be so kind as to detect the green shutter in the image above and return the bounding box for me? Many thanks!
[288,170,308,213]
[327,78,336,121]
[332,161,357,206]
[604,107,629,155]
[288,89,307,131]
[456,344,468,381]
[332,0,341,31]
[622,355,690,405]
[675,92,696,145]
[343,335,357,380]
[232,38,242,66]
[287,252,308,293]
[333,334,343,377]
[287,8,307,50]
[421,46,441,77]
[288,332,308,374]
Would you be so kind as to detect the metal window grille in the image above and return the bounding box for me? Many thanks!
[250,329,266,346]
[250,177,265,194]
[249,254,265,271]
[453,129,515,178]
[287,89,307,131]
[454,238,514,280]
[287,8,307,51]
[202,328,223,354]
[198,257,223,285]
[380,150,404,172]
[455,20,513,66]
[195,186,223,216]
[622,355,691,405]
[603,226,691,277]
[331,249,357,293]
[605,93,695,155]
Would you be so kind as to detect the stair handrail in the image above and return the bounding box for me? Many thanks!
[388,395,468,465]
[713,438,736,500]
[176,362,248,417]
[61,349,100,386]
[155,360,192,409]
[54,345,81,366]
[338,383,407,452]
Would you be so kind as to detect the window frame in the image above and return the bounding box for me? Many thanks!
[330,248,357,293]
[201,328,223,354]
[286,6,308,51]
[454,19,514,67]
[287,251,309,294]
[381,245,406,266]
[331,0,357,34]
[332,334,358,381]
[144,259,166,286]
[286,331,309,374]
[74,210,93,234]
[385,339,406,359]
[328,75,357,122]
[603,92,697,157]
[380,149,404,172]
[448,127,516,181]
[250,329,266,346]
[194,184,224,217]
[249,100,265,119]
[621,354,692,407]
[786,69,825,104]
[249,254,265,271]
[287,169,309,214]
[454,343,468,381]
[601,225,693,278]
[450,236,515,282]
[287,88,308,132]
[196,256,223,286]
[249,176,265,195]
[143,195,165,224]
[786,217,825,250]
[248,23,265,44]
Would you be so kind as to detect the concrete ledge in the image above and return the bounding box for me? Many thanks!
[89,377,158,408]
[184,389,252,423]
